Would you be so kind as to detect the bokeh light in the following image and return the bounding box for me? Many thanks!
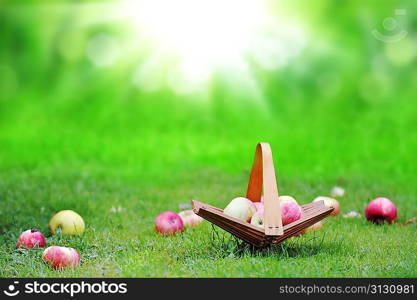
[86,34,121,67]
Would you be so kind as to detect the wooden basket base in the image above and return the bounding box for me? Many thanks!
[193,200,334,248]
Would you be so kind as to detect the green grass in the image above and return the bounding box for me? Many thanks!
[1,164,416,277]
[1,93,416,278]
[1,89,417,278]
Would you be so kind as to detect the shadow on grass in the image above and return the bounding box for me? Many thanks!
[208,225,344,259]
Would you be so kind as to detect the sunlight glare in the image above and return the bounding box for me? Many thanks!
[119,0,306,95]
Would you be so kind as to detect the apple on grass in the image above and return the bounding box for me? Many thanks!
[16,229,46,249]
[49,210,85,235]
[313,196,340,216]
[223,197,256,222]
[42,246,80,269]
[178,210,203,228]
[155,211,184,235]
[365,197,397,225]
[297,220,324,236]
[305,221,323,233]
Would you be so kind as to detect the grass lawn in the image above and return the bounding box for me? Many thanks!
[1,96,416,278]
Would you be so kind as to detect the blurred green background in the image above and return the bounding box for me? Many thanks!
[1,0,416,183]
[1,0,417,277]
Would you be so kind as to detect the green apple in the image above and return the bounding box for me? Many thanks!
[250,211,264,228]
[49,210,85,235]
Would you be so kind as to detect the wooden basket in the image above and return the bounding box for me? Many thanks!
[192,142,334,248]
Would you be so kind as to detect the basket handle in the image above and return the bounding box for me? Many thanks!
[246,142,283,236]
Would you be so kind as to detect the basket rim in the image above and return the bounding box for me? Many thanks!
[192,199,334,235]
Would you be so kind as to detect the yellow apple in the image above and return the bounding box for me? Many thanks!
[279,195,298,204]
[178,210,203,228]
[224,197,256,222]
[49,210,85,235]
[313,196,340,216]
[303,221,323,234]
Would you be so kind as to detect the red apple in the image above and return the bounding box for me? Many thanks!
[280,201,303,225]
[42,246,80,269]
[365,197,397,225]
[155,211,184,235]
[16,229,47,249]
[178,210,203,228]
[313,196,340,216]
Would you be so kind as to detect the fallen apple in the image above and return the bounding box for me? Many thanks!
[250,211,264,228]
[365,197,397,225]
[42,246,80,269]
[155,211,184,235]
[279,195,298,204]
[303,221,323,234]
[280,201,303,225]
[49,210,85,235]
[313,196,340,216]
[223,197,256,222]
[178,210,203,228]
[16,229,46,249]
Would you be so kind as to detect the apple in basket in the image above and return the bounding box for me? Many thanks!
[313,196,340,216]
[42,246,80,269]
[279,195,298,204]
[251,201,303,228]
[281,201,303,225]
[250,211,264,228]
[178,210,203,228]
[155,211,184,235]
[223,197,256,222]
[256,195,297,218]
[365,197,397,225]
[16,228,47,249]
[253,202,264,214]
